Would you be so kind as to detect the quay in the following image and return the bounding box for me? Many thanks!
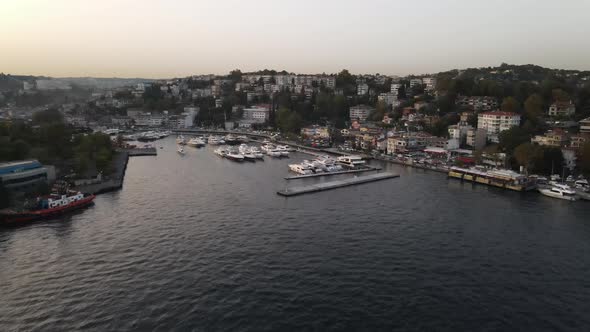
[277,172,399,197]
[285,166,381,180]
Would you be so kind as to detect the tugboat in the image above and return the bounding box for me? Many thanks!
[0,183,95,225]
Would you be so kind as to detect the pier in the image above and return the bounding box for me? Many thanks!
[277,172,399,196]
[284,166,381,180]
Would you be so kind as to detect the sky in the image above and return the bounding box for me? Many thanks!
[1,0,590,78]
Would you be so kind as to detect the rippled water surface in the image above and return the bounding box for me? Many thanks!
[1,137,590,331]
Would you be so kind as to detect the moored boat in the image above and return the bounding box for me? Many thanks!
[538,183,578,201]
[0,188,95,225]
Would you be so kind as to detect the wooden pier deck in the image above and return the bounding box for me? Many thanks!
[284,166,381,180]
[277,172,399,197]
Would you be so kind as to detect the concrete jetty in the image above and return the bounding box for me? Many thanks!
[277,172,399,197]
[124,148,157,156]
[284,166,381,180]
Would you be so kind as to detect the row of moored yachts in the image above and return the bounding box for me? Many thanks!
[537,176,589,201]
[213,143,293,161]
[288,155,365,175]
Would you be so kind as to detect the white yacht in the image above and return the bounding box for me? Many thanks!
[187,137,206,147]
[225,148,244,162]
[289,164,314,175]
[177,146,185,155]
[214,147,228,157]
[337,155,366,168]
[208,135,225,145]
[176,135,186,145]
[275,145,290,157]
[539,183,578,201]
[316,155,343,172]
[249,147,264,159]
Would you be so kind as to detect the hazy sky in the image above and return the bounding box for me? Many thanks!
[2,0,590,78]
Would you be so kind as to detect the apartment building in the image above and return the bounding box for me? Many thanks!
[477,111,521,143]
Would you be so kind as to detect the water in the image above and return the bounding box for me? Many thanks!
[1,137,589,331]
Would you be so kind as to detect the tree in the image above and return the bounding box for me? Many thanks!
[551,88,570,102]
[32,108,63,125]
[498,127,530,154]
[513,143,542,173]
[501,96,520,114]
[524,94,544,121]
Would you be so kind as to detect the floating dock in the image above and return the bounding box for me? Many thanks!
[284,166,381,180]
[277,172,399,196]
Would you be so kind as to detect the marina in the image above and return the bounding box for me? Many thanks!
[277,172,399,196]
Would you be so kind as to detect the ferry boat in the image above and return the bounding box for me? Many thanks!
[448,166,537,192]
[539,183,578,201]
[0,187,95,225]
[337,155,366,168]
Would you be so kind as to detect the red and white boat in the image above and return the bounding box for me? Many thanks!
[0,189,95,225]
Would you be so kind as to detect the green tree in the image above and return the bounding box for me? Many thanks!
[501,96,520,113]
[32,108,63,125]
[551,88,570,102]
[513,143,543,173]
[524,94,544,121]
[498,127,529,153]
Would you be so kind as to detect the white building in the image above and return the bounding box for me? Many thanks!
[182,107,199,128]
[243,105,270,123]
[349,105,374,121]
[422,77,436,91]
[409,79,423,88]
[390,83,402,95]
[477,111,521,143]
[448,124,473,145]
[378,93,398,106]
[548,100,576,117]
[357,83,369,96]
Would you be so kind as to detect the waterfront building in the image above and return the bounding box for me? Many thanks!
[548,100,575,117]
[477,111,521,143]
[579,117,590,134]
[0,160,54,191]
[300,125,330,139]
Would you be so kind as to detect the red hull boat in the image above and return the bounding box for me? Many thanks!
[0,192,95,225]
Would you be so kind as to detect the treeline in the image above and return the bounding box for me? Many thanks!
[0,109,114,175]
